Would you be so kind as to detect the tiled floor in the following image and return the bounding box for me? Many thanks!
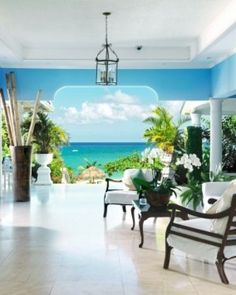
[0,183,235,295]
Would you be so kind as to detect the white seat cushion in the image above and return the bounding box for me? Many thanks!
[105,190,139,205]
[167,218,236,262]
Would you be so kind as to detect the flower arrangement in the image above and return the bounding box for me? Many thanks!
[176,153,202,210]
[141,147,165,168]
[141,147,159,163]
[176,153,201,172]
[141,147,164,183]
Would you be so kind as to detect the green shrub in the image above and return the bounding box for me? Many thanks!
[104,153,146,176]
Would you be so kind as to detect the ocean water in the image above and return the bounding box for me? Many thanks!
[60,142,146,176]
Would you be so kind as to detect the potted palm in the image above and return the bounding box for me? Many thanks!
[22,112,69,185]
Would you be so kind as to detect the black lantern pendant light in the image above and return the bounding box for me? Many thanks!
[95,12,119,85]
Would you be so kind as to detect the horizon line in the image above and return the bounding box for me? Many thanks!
[68,141,146,143]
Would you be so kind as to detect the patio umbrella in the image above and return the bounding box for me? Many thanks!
[78,166,105,183]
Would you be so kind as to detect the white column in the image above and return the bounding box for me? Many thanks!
[190,112,201,126]
[210,99,222,173]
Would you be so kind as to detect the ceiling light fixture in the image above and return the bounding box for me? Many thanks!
[95,12,119,85]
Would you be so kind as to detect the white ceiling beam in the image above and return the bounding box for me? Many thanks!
[23,46,191,62]
[0,25,23,60]
[197,0,236,55]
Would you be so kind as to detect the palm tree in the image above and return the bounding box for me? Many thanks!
[144,106,187,160]
[144,107,177,154]
[22,112,69,153]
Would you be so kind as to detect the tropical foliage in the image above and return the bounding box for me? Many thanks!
[176,153,202,209]
[21,111,71,183]
[144,107,178,154]
[180,176,203,210]
[104,153,150,176]
[186,126,202,181]
[222,116,236,172]
[2,114,10,156]
[143,106,187,162]
[202,115,236,172]
[22,112,69,153]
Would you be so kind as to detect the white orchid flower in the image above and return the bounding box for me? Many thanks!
[148,157,154,165]
[176,153,201,172]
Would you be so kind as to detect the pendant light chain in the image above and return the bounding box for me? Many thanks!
[95,12,119,85]
[105,14,108,45]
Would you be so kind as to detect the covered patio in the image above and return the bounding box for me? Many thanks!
[1,0,236,294]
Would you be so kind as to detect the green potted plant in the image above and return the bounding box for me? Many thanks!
[176,153,202,209]
[132,176,178,207]
[152,178,179,205]
[22,111,69,184]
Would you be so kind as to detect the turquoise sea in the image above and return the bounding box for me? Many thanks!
[60,142,146,176]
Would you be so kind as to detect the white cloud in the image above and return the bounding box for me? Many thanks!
[53,90,158,125]
[59,100,152,125]
[63,106,80,123]
[104,90,137,104]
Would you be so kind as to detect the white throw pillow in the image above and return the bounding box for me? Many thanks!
[206,198,221,214]
[210,180,236,234]
[122,169,140,191]
[122,169,153,191]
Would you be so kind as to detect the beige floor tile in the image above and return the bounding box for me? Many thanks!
[51,282,124,295]
[0,184,235,295]
[0,281,53,295]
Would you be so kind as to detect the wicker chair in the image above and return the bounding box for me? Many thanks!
[164,194,236,284]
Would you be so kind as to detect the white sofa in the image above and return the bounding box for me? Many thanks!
[202,181,230,211]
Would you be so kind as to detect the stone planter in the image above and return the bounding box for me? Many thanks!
[35,153,53,185]
[11,145,32,202]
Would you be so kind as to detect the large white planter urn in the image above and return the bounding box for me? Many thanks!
[35,153,53,185]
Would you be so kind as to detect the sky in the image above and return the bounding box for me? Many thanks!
[52,86,184,142]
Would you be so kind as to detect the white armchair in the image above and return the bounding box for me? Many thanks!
[103,169,154,217]
[164,191,236,284]
[202,182,230,211]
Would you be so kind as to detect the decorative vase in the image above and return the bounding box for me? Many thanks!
[10,145,32,202]
[35,153,53,185]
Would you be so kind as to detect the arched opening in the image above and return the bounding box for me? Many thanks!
[52,85,159,176]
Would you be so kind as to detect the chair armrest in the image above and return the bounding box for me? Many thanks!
[105,178,122,183]
[105,178,122,192]
[168,203,231,219]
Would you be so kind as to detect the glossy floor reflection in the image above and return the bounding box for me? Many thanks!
[0,184,235,295]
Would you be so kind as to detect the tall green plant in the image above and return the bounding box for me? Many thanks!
[22,112,69,153]
[202,115,236,172]
[22,112,71,183]
[186,126,202,181]
[222,116,236,172]
[143,106,187,160]
[144,107,177,154]
[2,114,10,156]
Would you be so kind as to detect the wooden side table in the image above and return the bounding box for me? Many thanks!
[131,200,188,248]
